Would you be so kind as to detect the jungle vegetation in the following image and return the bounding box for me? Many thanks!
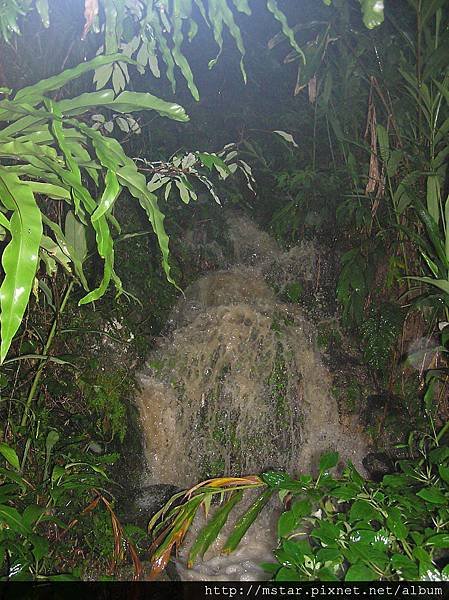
[0,0,448,583]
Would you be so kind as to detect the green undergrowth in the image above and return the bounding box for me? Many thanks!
[148,417,449,582]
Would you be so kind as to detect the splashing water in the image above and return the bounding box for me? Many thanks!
[135,212,367,580]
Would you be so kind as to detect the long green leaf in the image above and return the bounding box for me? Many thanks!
[266,0,305,62]
[14,54,135,104]
[117,165,177,288]
[221,489,273,555]
[416,205,448,269]
[410,276,449,296]
[188,491,244,567]
[56,89,188,122]
[0,171,42,363]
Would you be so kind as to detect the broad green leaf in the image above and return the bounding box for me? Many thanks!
[282,539,313,566]
[416,487,447,504]
[438,465,449,484]
[57,89,188,123]
[0,442,20,470]
[112,91,189,122]
[426,533,449,548]
[30,533,49,562]
[26,182,71,200]
[278,510,297,538]
[386,506,408,540]
[91,170,121,222]
[316,547,342,563]
[349,500,382,523]
[429,446,449,464]
[319,451,339,472]
[22,505,46,529]
[292,499,311,520]
[391,554,419,579]
[345,562,377,581]
[261,471,293,488]
[0,171,42,363]
[276,567,299,581]
[311,521,341,546]
[0,504,30,535]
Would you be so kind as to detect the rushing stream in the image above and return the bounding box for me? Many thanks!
[135,212,368,580]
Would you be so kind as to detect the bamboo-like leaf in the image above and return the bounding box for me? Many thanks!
[221,489,273,555]
[410,277,449,296]
[376,124,390,165]
[426,174,441,225]
[188,491,244,567]
[0,171,42,363]
[416,205,448,269]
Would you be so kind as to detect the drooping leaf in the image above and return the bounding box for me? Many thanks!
[187,491,243,567]
[221,489,273,554]
[273,130,299,148]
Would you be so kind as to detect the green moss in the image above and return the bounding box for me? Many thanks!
[78,366,133,442]
[360,302,404,374]
[268,343,290,421]
[317,322,342,351]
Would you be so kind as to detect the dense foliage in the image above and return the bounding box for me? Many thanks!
[1,0,449,583]
[149,420,449,581]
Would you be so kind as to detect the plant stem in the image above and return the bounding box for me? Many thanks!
[20,281,74,427]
